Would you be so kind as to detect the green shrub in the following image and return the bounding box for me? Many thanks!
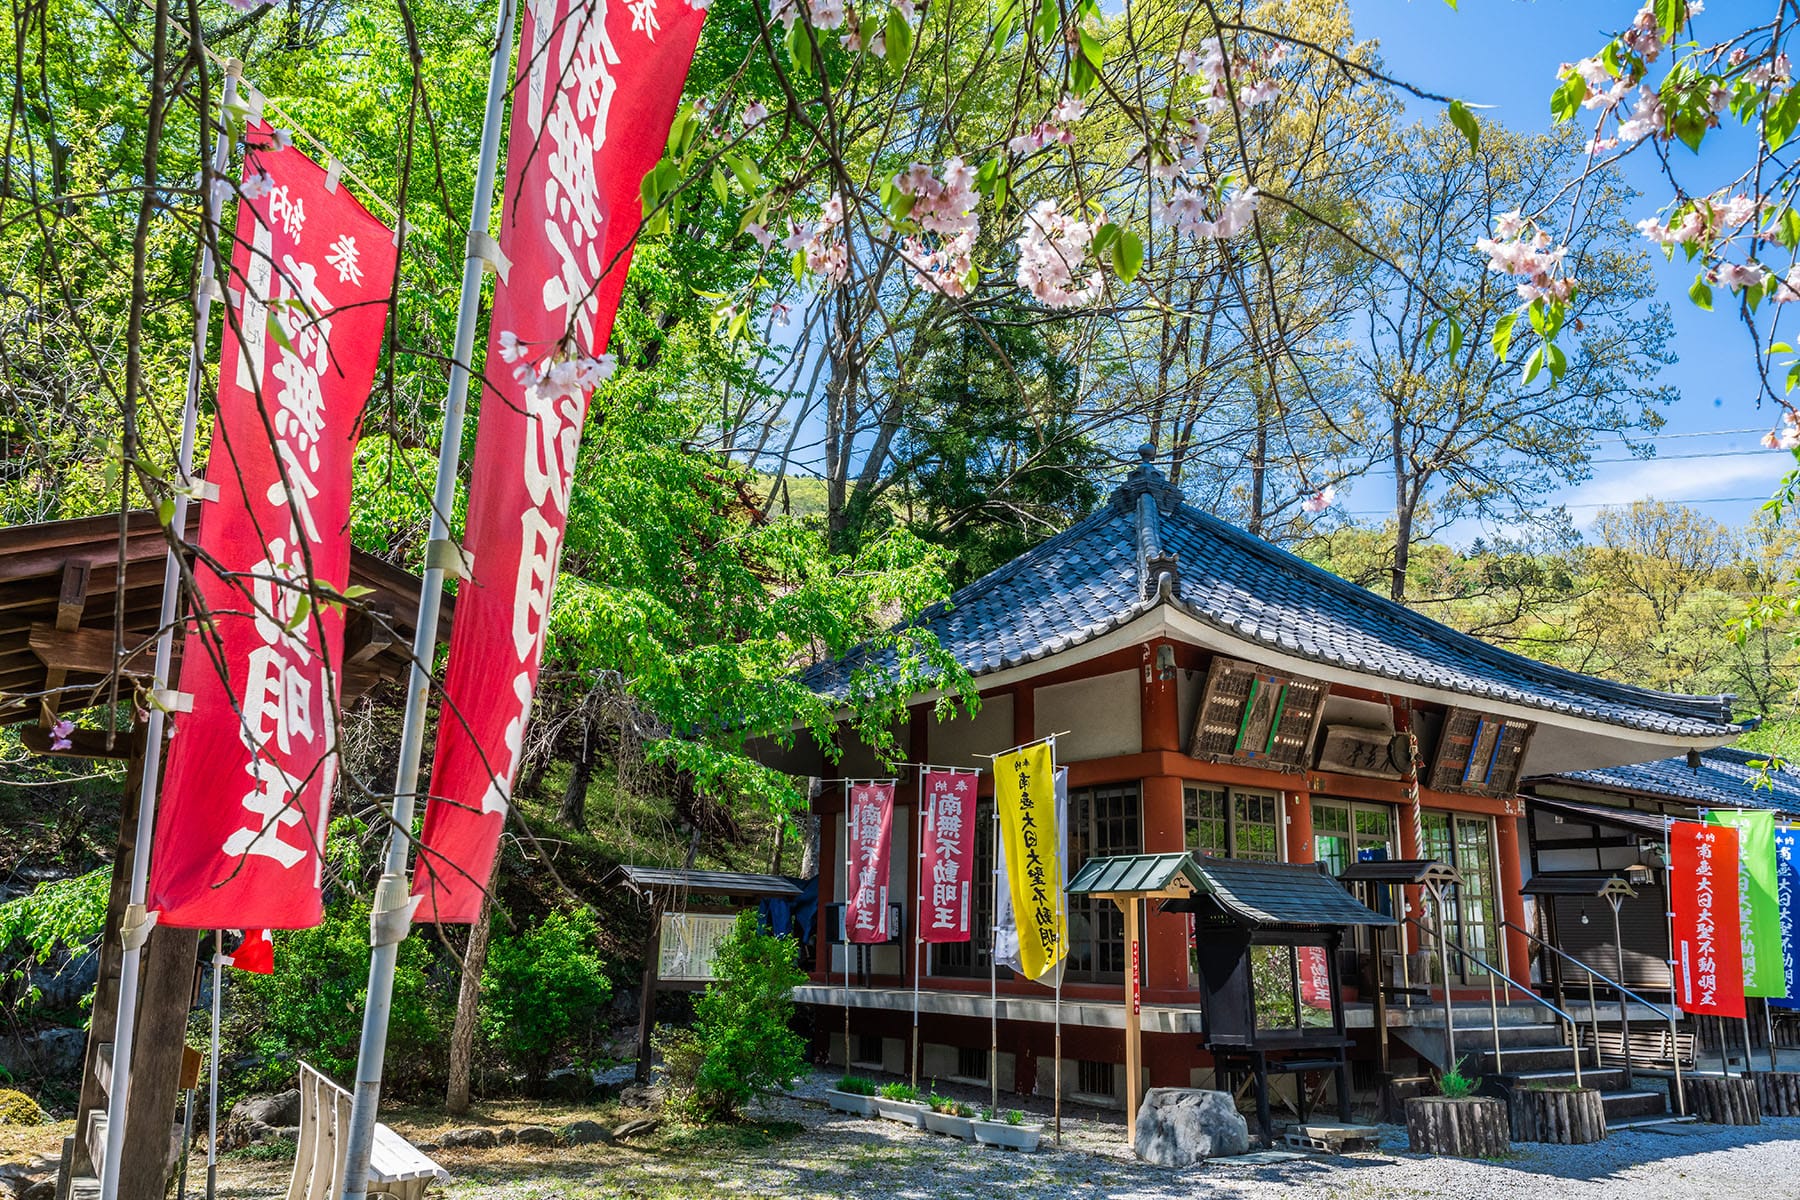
[0,1088,48,1125]
[876,1081,918,1102]
[1438,1058,1477,1100]
[653,1025,706,1102]
[224,899,446,1097]
[1004,1108,1023,1126]
[675,911,806,1120]
[480,907,612,1090]
[834,1075,876,1096]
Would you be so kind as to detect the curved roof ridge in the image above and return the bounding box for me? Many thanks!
[1164,498,1733,725]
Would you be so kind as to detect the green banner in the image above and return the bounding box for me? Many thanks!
[1707,810,1786,997]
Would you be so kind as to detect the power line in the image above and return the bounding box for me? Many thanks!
[1343,495,1777,517]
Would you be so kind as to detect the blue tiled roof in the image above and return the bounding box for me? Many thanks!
[1538,747,1800,811]
[802,452,1737,740]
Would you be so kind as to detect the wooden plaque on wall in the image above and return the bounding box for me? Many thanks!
[1188,656,1328,771]
[1426,707,1534,796]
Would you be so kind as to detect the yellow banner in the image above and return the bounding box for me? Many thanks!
[995,741,1065,981]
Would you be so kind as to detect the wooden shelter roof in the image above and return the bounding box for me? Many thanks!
[1178,855,1393,930]
[616,866,802,900]
[0,511,445,748]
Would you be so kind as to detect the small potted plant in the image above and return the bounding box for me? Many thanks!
[1404,1058,1510,1157]
[922,1092,976,1139]
[971,1106,1042,1152]
[826,1074,878,1117]
[874,1081,928,1127]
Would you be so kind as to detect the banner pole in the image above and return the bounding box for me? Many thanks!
[844,784,852,1077]
[207,934,221,1200]
[912,768,924,1091]
[1768,1000,1781,1073]
[97,58,241,1200]
[990,800,999,1114]
[336,3,515,1196]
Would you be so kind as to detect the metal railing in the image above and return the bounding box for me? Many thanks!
[1400,913,1586,1089]
[1502,918,1685,1113]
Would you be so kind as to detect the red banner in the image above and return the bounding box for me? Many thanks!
[148,127,395,929]
[919,771,978,943]
[1298,946,1333,1013]
[224,929,275,975]
[412,0,708,923]
[846,782,895,943]
[1672,819,1745,1017]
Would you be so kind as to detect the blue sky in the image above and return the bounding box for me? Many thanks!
[1349,0,1795,543]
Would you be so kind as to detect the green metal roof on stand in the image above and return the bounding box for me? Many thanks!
[1065,852,1205,896]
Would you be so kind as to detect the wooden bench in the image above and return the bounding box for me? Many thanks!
[1577,1025,1696,1072]
[289,1062,447,1200]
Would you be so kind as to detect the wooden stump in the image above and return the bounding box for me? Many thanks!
[1509,1087,1607,1144]
[1691,1076,1761,1125]
[1758,1072,1800,1117]
[1404,1097,1510,1157]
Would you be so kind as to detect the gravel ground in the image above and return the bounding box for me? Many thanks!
[90,1069,1800,1199]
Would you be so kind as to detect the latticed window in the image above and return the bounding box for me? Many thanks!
[1184,785,1284,861]
[1066,783,1141,983]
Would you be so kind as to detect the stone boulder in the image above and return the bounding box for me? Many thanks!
[514,1125,556,1145]
[440,1127,499,1149]
[559,1119,614,1146]
[1132,1088,1250,1166]
[231,1090,301,1128]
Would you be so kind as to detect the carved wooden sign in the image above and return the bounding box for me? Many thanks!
[1316,724,1404,779]
[1188,656,1327,771]
[1426,707,1534,796]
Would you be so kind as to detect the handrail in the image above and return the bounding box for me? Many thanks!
[1401,915,1585,1028]
[1501,918,1678,1023]
[1400,912,1586,1088]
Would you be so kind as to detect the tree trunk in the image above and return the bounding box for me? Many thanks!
[1758,1071,1800,1116]
[557,720,594,832]
[1508,1087,1605,1144]
[446,884,498,1115]
[1390,407,1411,602]
[1692,1075,1761,1124]
[1404,1096,1509,1156]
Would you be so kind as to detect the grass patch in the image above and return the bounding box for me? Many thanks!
[656,1118,804,1153]
[228,1136,297,1162]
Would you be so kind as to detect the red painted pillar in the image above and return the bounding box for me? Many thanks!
[1495,811,1531,983]
[1141,643,1189,992]
[1285,790,1314,864]
[1397,793,1423,953]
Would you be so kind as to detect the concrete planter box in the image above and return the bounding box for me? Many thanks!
[874,1098,928,1127]
[923,1110,974,1139]
[971,1119,1042,1151]
[826,1089,877,1117]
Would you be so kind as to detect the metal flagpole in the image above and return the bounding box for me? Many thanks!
[990,800,1000,1113]
[97,58,241,1200]
[912,768,925,1090]
[207,933,221,1200]
[844,782,853,1075]
[337,3,516,1195]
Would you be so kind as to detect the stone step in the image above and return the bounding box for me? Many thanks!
[70,1176,101,1200]
[1500,1068,1629,1092]
[85,1111,107,1185]
[1602,1090,1668,1123]
[1470,1045,1590,1074]
[1607,1115,1696,1132]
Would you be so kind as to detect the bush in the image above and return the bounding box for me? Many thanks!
[834,1074,876,1096]
[480,907,612,1089]
[673,911,805,1120]
[222,899,447,1098]
[876,1081,918,1102]
[0,1088,48,1125]
[1439,1058,1478,1100]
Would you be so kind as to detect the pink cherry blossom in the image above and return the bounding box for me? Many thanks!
[50,718,74,752]
[1775,265,1800,303]
[498,329,529,363]
[1051,94,1087,124]
[1015,199,1104,308]
[1762,412,1800,449]
[271,128,295,152]
[1710,260,1769,292]
[1615,86,1665,142]
[746,221,776,249]
[1238,79,1279,108]
[241,171,275,200]
[1264,44,1288,69]
[741,100,769,130]
[1301,485,1336,514]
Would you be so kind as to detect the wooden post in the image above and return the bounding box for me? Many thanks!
[118,926,200,1200]
[635,899,664,1084]
[1119,896,1142,1136]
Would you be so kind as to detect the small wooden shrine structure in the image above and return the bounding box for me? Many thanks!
[1169,856,1392,1142]
[614,865,802,1081]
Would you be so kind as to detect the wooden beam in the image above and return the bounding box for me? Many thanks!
[1116,895,1143,1140]
[39,561,91,726]
[29,624,156,678]
[19,725,136,759]
[118,925,199,1200]
[343,605,396,666]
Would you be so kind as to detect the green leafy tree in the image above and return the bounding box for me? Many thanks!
[478,907,613,1091]
[682,911,807,1120]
